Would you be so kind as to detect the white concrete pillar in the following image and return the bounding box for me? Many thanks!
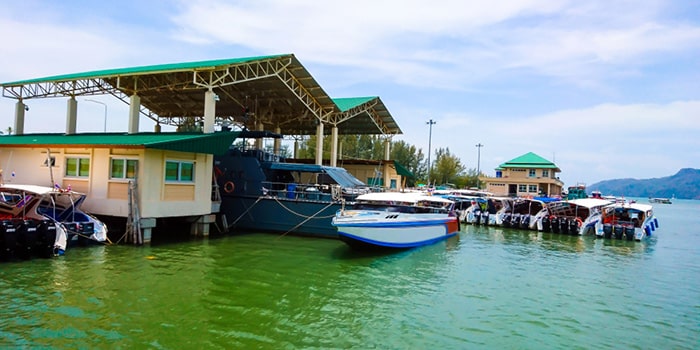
[294,139,299,159]
[128,94,141,134]
[255,122,264,149]
[315,122,324,165]
[14,101,26,135]
[274,126,281,156]
[66,97,77,134]
[203,90,216,134]
[330,126,338,167]
[384,138,391,160]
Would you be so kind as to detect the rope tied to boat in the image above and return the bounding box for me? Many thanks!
[277,200,338,239]
[227,196,265,229]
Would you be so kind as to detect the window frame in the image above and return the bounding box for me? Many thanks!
[65,157,90,178]
[165,160,195,183]
[110,158,138,180]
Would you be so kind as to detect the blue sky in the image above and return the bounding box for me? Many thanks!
[1,0,698,188]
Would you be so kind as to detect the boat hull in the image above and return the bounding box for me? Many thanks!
[333,212,459,249]
[220,195,344,238]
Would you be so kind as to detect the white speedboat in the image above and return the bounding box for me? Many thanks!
[331,192,459,250]
[536,198,613,235]
[0,184,109,260]
[596,202,659,241]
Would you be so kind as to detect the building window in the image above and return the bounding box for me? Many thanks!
[529,185,538,193]
[111,159,138,179]
[528,169,536,177]
[65,157,90,177]
[165,160,194,182]
[518,184,527,192]
[542,170,549,178]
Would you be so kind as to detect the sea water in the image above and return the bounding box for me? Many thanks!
[1,199,698,349]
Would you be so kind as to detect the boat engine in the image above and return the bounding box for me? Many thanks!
[520,215,530,230]
[624,225,635,241]
[0,219,19,261]
[613,224,624,239]
[502,213,512,228]
[559,218,570,235]
[541,216,551,232]
[550,217,560,233]
[568,219,580,235]
[16,219,38,260]
[603,224,613,239]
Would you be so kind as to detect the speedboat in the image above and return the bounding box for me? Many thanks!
[331,192,459,250]
[0,184,108,260]
[536,198,613,235]
[596,201,659,241]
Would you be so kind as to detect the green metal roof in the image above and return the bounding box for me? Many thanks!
[0,132,240,155]
[393,160,415,178]
[1,55,286,86]
[333,97,378,112]
[499,152,559,170]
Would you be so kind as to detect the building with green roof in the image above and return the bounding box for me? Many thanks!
[480,152,564,197]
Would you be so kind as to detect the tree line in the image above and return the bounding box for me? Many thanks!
[294,134,481,189]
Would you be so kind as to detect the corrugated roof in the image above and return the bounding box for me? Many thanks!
[0,132,240,155]
[1,55,286,86]
[1,54,402,137]
[499,152,559,170]
[333,97,377,112]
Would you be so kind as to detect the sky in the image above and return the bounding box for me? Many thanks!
[1,0,699,187]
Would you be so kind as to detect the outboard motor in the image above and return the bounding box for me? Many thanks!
[550,217,560,233]
[16,219,39,260]
[502,213,512,228]
[520,215,530,230]
[613,224,624,239]
[481,211,489,226]
[473,209,482,226]
[0,219,19,261]
[559,218,570,235]
[77,222,95,246]
[511,214,521,228]
[36,220,57,258]
[603,223,613,239]
[624,225,635,241]
[569,219,580,235]
[541,216,551,232]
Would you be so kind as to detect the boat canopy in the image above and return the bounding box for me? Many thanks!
[265,163,366,188]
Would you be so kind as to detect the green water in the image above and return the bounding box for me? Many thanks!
[1,200,699,349]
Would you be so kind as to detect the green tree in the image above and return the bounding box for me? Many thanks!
[390,140,425,187]
[430,147,465,186]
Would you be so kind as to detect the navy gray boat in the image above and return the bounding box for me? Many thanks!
[215,131,370,238]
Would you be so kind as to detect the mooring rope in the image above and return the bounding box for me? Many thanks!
[271,196,339,219]
[277,200,338,239]
[228,196,265,228]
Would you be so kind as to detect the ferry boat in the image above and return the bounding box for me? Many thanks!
[331,192,459,250]
[648,197,672,204]
[215,131,370,238]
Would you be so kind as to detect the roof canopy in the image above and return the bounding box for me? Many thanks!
[0,132,240,155]
[499,152,560,171]
[1,54,401,136]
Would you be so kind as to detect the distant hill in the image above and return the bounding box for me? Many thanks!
[588,168,700,200]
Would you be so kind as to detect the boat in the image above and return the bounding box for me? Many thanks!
[535,198,613,235]
[649,197,672,204]
[596,202,659,241]
[215,131,371,238]
[0,184,109,260]
[497,197,559,230]
[331,192,459,249]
